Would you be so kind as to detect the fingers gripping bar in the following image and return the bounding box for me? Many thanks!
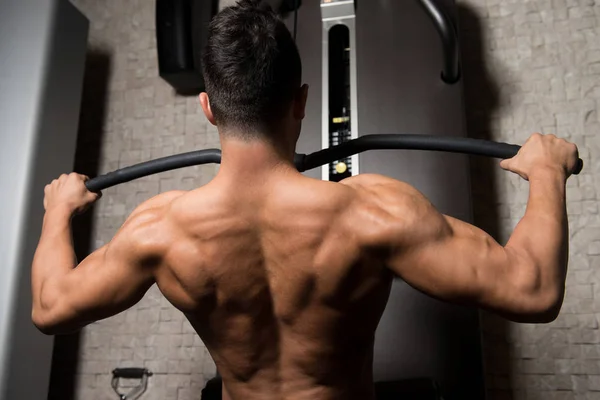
[85,134,584,192]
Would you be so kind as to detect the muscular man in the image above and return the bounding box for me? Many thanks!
[32,1,579,399]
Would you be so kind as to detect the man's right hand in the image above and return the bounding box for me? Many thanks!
[44,173,100,216]
[500,133,579,180]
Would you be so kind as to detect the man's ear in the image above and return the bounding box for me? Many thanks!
[199,93,217,126]
[293,84,309,120]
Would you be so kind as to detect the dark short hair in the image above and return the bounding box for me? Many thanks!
[202,0,302,137]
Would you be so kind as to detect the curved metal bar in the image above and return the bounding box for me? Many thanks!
[85,149,222,192]
[415,0,460,84]
[296,134,514,171]
[85,135,583,192]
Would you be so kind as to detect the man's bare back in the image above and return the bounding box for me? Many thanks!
[139,173,398,400]
[30,2,580,398]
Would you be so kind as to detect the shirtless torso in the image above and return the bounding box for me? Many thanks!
[32,134,576,400]
[145,173,397,400]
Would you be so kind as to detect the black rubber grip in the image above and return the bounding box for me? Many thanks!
[84,134,583,192]
[112,368,151,379]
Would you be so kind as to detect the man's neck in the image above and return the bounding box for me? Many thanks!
[214,136,299,186]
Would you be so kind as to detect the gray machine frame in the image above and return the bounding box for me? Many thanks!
[319,0,360,180]
[288,0,485,397]
[0,1,89,398]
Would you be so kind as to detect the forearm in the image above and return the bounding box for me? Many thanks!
[32,207,76,312]
[505,169,568,299]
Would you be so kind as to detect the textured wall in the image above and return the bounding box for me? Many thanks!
[460,0,600,399]
[68,1,219,399]
[62,0,599,399]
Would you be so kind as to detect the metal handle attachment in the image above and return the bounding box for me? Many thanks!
[111,368,152,400]
[415,0,460,84]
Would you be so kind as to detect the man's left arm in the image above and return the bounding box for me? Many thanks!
[31,173,175,335]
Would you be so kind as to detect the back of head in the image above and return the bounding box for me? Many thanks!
[202,0,302,138]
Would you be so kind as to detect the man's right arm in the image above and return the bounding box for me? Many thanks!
[370,133,578,323]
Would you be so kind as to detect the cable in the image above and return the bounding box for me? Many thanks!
[293,0,298,42]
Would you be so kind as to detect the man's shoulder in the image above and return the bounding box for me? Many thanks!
[337,174,431,245]
[117,191,188,254]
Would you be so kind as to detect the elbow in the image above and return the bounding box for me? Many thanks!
[532,289,565,323]
[501,247,566,323]
[32,305,83,335]
[510,277,565,324]
[32,282,72,335]
[32,303,71,335]
[32,308,56,335]
[502,294,563,324]
[516,298,563,324]
[503,256,565,324]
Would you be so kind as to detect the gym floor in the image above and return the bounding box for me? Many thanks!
[52,1,600,399]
